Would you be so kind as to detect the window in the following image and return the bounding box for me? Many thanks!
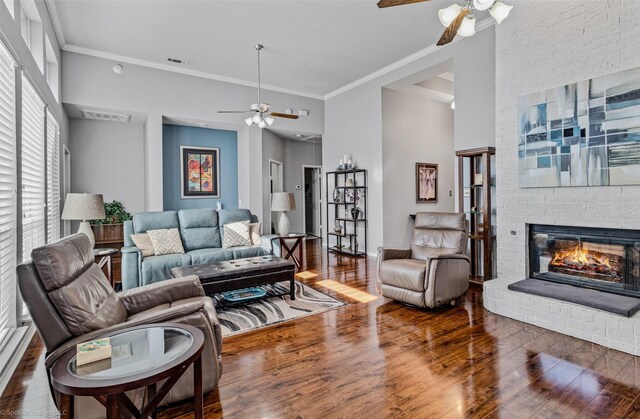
[45,36,58,101]
[21,75,45,262]
[0,42,16,347]
[20,0,43,73]
[46,111,59,243]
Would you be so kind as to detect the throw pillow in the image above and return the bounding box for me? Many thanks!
[249,222,262,246]
[130,233,155,257]
[222,221,252,248]
[147,228,185,255]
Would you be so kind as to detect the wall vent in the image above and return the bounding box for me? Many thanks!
[81,110,131,123]
[166,57,189,65]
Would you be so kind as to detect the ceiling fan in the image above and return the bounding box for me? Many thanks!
[218,44,298,128]
[377,0,513,46]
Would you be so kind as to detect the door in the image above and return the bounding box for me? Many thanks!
[269,160,283,234]
[304,166,322,238]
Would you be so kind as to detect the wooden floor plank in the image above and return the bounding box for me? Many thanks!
[0,240,638,419]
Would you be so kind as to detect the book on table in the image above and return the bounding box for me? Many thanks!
[76,337,112,366]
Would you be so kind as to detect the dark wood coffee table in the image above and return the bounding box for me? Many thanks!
[171,255,296,305]
[50,323,204,419]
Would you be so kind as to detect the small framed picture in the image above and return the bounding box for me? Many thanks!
[180,146,220,198]
[415,163,438,203]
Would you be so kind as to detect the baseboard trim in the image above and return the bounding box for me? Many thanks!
[0,323,36,397]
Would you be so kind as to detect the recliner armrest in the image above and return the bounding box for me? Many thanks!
[121,246,141,254]
[377,247,412,261]
[45,301,207,369]
[119,275,205,315]
[261,234,281,257]
[425,253,470,263]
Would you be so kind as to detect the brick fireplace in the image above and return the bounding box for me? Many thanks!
[486,0,640,355]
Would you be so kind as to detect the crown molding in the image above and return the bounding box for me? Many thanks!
[323,18,495,100]
[61,44,325,101]
[44,0,66,48]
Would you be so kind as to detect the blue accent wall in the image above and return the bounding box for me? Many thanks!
[163,124,238,211]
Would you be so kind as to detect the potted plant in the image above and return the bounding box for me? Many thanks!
[90,201,132,244]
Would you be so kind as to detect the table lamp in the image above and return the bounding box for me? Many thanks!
[271,192,296,236]
[61,193,105,248]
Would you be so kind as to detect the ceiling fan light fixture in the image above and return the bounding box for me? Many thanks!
[265,116,275,126]
[472,0,495,11]
[438,4,462,27]
[245,117,253,126]
[252,114,263,124]
[258,121,267,129]
[489,2,513,24]
[457,14,476,37]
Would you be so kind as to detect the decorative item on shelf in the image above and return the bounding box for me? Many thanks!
[470,206,478,214]
[271,192,296,236]
[338,159,345,170]
[332,189,342,203]
[415,163,438,203]
[350,207,361,220]
[346,178,354,187]
[62,193,106,249]
[474,173,483,185]
[333,220,343,234]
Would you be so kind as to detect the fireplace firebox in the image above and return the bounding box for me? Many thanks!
[529,224,640,298]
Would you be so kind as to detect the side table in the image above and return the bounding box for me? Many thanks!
[278,233,306,272]
[94,248,118,287]
[51,323,204,419]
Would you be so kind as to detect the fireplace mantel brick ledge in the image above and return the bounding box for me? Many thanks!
[484,277,639,356]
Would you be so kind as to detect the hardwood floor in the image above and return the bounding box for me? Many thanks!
[3,240,640,418]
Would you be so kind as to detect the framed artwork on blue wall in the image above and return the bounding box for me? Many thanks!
[180,145,220,198]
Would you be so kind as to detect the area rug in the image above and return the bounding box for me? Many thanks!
[214,281,345,337]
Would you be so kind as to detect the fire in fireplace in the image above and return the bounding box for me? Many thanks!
[529,224,640,298]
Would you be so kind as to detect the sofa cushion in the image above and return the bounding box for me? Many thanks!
[218,209,252,239]
[178,209,222,250]
[147,228,186,255]
[231,246,267,260]
[222,221,251,248]
[141,253,192,286]
[134,211,179,233]
[187,248,234,265]
[130,233,154,257]
[380,259,426,292]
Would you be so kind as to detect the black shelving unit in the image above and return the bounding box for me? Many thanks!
[326,168,367,257]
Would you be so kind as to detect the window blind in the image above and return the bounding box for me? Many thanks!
[21,76,45,263]
[46,111,59,243]
[0,42,16,345]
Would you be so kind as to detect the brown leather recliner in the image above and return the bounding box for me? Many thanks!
[17,234,222,415]
[376,212,470,308]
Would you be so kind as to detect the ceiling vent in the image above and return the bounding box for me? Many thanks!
[81,110,131,123]
[167,57,189,65]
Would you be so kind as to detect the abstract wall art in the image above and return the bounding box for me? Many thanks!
[180,145,220,198]
[518,67,640,187]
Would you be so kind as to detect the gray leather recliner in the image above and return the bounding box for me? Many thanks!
[376,212,470,308]
[17,234,222,415]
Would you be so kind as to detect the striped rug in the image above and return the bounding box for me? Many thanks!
[214,281,345,337]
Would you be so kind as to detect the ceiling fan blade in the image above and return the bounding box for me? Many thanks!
[270,113,299,120]
[377,0,430,8]
[217,110,253,114]
[436,8,469,46]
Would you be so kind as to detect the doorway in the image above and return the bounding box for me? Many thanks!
[62,145,71,237]
[269,159,283,234]
[303,165,322,239]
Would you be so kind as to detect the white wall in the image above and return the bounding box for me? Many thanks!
[284,139,322,234]
[261,129,285,232]
[494,0,640,280]
[68,119,146,214]
[62,52,324,219]
[382,88,455,247]
[324,28,495,253]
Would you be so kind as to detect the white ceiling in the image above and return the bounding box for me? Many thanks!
[50,0,490,98]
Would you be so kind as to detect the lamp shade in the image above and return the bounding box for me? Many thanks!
[457,15,476,37]
[61,193,106,221]
[271,192,296,212]
[490,2,513,24]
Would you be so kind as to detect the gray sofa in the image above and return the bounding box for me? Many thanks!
[121,208,279,290]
